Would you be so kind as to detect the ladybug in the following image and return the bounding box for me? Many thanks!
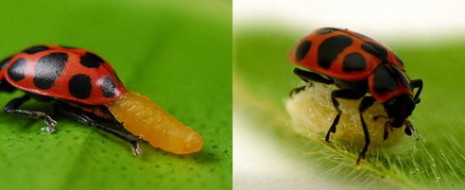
[0,45,203,155]
[288,27,423,163]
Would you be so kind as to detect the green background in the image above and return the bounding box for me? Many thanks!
[235,28,465,189]
[0,1,231,190]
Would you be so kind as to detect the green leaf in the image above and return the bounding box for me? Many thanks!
[0,1,231,190]
[235,28,465,189]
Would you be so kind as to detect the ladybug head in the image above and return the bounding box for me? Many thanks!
[383,94,416,127]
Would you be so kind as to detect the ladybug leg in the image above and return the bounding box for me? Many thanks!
[326,89,366,142]
[410,79,423,104]
[293,68,334,84]
[58,103,142,156]
[4,95,57,133]
[357,96,376,165]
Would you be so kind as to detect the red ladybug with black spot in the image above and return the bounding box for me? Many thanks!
[0,45,203,155]
[288,27,423,163]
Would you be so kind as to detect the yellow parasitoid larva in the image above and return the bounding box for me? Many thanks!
[106,91,203,154]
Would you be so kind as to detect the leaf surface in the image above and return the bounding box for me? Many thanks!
[0,1,232,190]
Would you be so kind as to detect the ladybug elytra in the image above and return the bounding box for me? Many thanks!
[288,27,423,163]
[0,45,203,155]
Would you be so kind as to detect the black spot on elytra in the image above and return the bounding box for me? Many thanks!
[316,28,341,34]
[101,77,116,98]
[373,65,397,94]
[8,58,27,81]
[391,65,410,89]
[362,42,387,60]
[80,52,104,68]
[0,56,12,70]
[343,52,366,72]
[294,41,311,61]
[69,74,92,99]
[34,53,68,89]
[317,35,353,69]
[22,45,50,54]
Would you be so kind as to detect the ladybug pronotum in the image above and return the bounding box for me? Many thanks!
[0,45,203,155]
[288,27,423,163]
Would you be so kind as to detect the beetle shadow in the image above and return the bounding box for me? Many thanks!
[10,119,38,132]
[135,140,223,164]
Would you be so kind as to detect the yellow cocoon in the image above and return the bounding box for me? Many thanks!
[286,83,417,154]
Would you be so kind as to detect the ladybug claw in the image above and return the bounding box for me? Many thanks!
[41,126,51,133]
[41,118,58,133]
[356,153,366,166]
[132,142,142,156]
[41,124,57,133]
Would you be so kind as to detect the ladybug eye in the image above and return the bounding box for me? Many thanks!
[294,41,312,62]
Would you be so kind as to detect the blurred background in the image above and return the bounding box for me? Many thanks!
[0,1,231,190]
[234,0,465,189]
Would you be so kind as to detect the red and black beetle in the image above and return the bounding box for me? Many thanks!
[288,27,423,163]
[0,45,203,155]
